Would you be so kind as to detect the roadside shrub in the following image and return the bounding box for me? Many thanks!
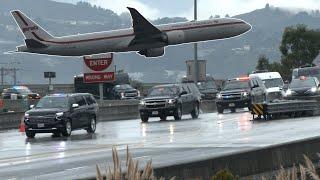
[212,169,237,180]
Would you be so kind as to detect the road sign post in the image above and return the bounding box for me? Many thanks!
[44,72,56,94]
[83,53,115,101]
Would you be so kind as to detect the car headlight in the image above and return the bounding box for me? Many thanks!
[242,92,248,97]
[120,92,125,98]
[167,99,176,104]
[139,100,146,106]
[55,112,64,120]
[286,89,292,96]
[24,113,29,118]
[216,93,222,99]
[311,87,317,93]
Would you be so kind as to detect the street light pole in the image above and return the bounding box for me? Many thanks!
[194,0,198,83]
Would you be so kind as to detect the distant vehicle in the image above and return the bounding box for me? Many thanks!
[112,84,140,100]
[139,83,201,122]
[74,73,129,99]
[249,72,284,102]
[292,66,320,80]
[216,76,266,113]
[182,75,220,100]
[10,8,251,57]
[285,76,320,99]
[1,86,40,99]
[24,93,98,138]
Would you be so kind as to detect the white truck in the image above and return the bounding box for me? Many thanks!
[249,72,285,102]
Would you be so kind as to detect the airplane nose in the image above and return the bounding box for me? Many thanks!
[243,21,252,33]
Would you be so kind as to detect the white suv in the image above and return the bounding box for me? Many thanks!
[249,72,285,102]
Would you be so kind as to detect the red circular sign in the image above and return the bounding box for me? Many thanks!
[84,58,112,71]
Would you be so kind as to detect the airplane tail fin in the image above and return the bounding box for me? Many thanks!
[11,10,53,42]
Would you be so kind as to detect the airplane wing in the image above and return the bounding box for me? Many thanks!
[127,7,166,46]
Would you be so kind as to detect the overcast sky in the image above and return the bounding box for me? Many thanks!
[54,0,320,19]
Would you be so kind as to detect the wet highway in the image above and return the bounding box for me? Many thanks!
[1,109,320,179]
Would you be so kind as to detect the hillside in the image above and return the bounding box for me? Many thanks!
[0,1,319,84]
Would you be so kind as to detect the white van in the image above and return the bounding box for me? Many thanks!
[249,72,284,102]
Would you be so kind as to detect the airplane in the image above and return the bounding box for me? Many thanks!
[10,7,251,57]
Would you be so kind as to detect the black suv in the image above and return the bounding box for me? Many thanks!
[139,83,201,122]
[24,93,99,138]
[216,77,266,113]
[112,84,140,100]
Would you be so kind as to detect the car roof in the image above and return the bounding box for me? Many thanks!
[153,84,180,88]
[46,93,92,98]
[249,72,282,80]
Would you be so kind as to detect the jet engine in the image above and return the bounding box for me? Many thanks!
[138,47,165,57]
[166,30,185,45]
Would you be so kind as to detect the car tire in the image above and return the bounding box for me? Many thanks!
[160,115,167,121]
[87,117,96,134]
[191,103,199,119]
[26,130,35,138]
[174,105,182,120]
[52,132,61,137]
[61,119,72,137]
[217,107,224,114]
[141,115,149,122]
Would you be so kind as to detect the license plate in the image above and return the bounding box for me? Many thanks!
[37,123,45,128]
[152,111,158,115]
[229,103,235,107]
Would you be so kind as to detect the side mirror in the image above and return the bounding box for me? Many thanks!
[29,105,34,109]
[180,91,188,96]
[72,103,79,109]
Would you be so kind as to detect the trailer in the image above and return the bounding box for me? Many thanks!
[251,100,320,120]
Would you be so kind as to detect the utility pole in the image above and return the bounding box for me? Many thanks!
[13,67,18,85]
[194,0,199,83]
[0,67,4,89]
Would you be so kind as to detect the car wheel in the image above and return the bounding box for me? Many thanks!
[191,103,199,119]
[217,107,224,114]
[87,117,96,133]
[26,130,35,138]
[52,132,61,137]
[141,115,149,122]
[160,115,167,121]
[174,105,182,120]
[61,119,72,137]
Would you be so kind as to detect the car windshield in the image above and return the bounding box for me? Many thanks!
[114,84,132,90]
[36,96,68,108]
[263,78,284,88]
[290,78,316,88]
[16,88,31,94]
[295,67,320,80]
[197,81,217,90]
[223,81,249,90]
[148,86,179,97]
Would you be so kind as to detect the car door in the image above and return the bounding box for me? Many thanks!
[179,85,189,114]
[74,95,88,128]
[69,97,81,129]
[250,78,262,103]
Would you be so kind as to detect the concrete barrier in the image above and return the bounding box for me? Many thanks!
[153,136,320,179]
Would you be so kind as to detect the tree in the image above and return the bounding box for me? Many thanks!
[256,55,270,70]
[279,24,320,79]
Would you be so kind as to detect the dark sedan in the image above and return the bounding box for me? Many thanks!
[285,77,320,99]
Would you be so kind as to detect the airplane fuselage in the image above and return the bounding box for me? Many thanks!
[17,18,251,56]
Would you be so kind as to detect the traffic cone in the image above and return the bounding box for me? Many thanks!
[19,122,25,132]
[19,117,25,133]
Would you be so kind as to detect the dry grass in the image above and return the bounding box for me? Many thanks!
[96,146,174,180]
[263,155,320,180]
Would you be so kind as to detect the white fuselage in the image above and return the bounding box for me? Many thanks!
[18,18,251,56]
